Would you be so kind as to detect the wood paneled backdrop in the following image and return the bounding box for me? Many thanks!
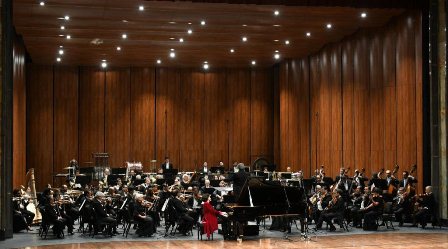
[24,12,423,191]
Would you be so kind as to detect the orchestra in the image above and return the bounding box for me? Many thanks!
[12,161,438,242]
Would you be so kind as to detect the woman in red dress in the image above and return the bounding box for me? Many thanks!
[201,194,227,238]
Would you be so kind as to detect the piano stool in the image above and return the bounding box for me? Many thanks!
[197,221,214,240]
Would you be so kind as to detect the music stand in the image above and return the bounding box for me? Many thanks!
[210,167,225,174]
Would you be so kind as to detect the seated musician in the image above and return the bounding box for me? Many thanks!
[12,188,34,232]
[171,190,195,235]
[361,188,384,230]
[392,187,411,226]
[133,194,155,237]
[201,193,227,239]
[53,190,76,235]
[348,186,363,227]
[187,186,202,223]
[315,189,345,231]
[310,186,332,225]
[181,174,191,189]
[413,186,436,228]
[45,196,67,238]
[201,179,221,205]
[92,191,117,236]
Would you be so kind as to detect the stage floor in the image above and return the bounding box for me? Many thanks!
[1,223,447,249]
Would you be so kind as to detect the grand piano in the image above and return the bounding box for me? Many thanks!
[222,177,306,240]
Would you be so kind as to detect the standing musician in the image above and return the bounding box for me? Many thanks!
[201,162,209,174]
[133,194,155,237]
[360,188,384,230]
[413,186,436,228]
[384,169,399,201]
[400,170,417,197]
[12,188,34,232]
[315,189,345,231]
[161,156,174,172]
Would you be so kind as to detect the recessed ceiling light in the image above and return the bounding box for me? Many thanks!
[203,62,209,70]
[169,37,175,40]
[116,46,121,51]
[273,24,281,27]
[66,35,71,39]
[188,22,192,25]
[59,34,64,37]
[122,20,128,23]
[326,23,332,29]
[274,10,280,16]
[275,50,279,53]
[169,21,176,24]
[251,60,256,65]
[102,59,107,62]
[285,40,290,45]
[157,59,162,64]
[60,26,65,30]
[306,32,311,37]
[64,15,70,21]
[101,62,107,68]
[170,48,175,51]
[179,38,184,42]
[242,36,248,42]
[242,24,247,27]
[169,52,176,58]
[230,48,235,53]
[274,53,280,60]
[56,57,61,62]
[187,29,193,34]
[58,49,64,55]
[40,1,45,6]
[138,5,144,11]
[122,34,127,39]
[201,20,206,26]
[274,39,279,42]
[361,12,367,18]
[59,46,63,48]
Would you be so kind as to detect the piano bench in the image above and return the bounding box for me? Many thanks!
[197,221,214,240]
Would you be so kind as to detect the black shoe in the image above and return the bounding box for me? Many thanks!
[329,226,336,232]
[398,222,403,227]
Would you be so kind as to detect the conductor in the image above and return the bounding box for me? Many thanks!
[230,163,249,199]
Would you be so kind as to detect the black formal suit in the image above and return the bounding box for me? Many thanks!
[133,202,154,236]
[316,196,345,230]
[414,193,436,228]
[229,170,249,199]
[161,162,174,171]
[92,198,117,234]
[171,197,194,234]
[45,203,66,237]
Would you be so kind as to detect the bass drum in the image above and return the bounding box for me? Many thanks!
[251,157,271,171]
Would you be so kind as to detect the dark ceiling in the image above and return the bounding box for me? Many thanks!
[14,0,404,68]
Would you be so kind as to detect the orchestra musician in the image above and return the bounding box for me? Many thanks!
[413,186,436,228]
[400,171,417,196]
[171,190,195,235]
[314,189,345,231]
[12,188,34,232]
[360,188,384,231]
[92,192,117,236]
[393,187,411,227]
[161,156,174,172]
[45,196,67,238]
[187,186,203,223]
[348,186,363,228]
[201,162,209,174]
[133,194,155,237]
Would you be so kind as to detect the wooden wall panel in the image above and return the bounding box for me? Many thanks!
[79,67,105,167]
[279,62,289,169]
[204,70,229,168]
[329,45,343,173]
[130,68,156,170]
[53,66,78,186]
[298,60,311,176]
[251,69,274,168]
[156,68,181,168]
[26,65,53,190]
[227,69,251,165]
[287,60,303,172]
[179,69,204,170]
[369,33,385,173]
[342,39,355,174]
[353,34,371,172]
[105,68,131,167]
[396,16,417,174]
[414,13,423,192]
[13,37,27,187]
[309,55,321,175]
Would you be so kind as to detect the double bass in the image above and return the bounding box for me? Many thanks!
[387,164,399,194]
[405,164,417,195]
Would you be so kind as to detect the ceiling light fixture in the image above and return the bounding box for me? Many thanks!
[101,61,107,68]
[242,36,247,42]
[169,52,176,58]
[273,24,281,27]
[157,59,162,64]
[274,53,280,60]
[58,49,64,55]
[179,38,184,43]
[169,21,176,24]
[64,15,70,21]
[242,24,247,27]
[56,57,61,62]
[361,12,367,18]
[274,10,280,16]
[60,26,65,30]
[201,20,206,26]
[169,37,175,40]
[187,29,193,34]
[40,1,45,6]
[59,34,64,37]
[66,35,71,39]
[251,60,256,65]
[203,62,209,70]
[122,34,127,39]
[116,46,121,51]
[139,5,144,11]
[274,39,279,42]
[306,32,311,37]
[230,49,235,53]
[326,23,332,29]
[285,40,290,45]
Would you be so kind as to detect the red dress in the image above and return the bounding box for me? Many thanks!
[202,201,220,238]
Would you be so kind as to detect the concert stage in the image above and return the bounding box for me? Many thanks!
[1,224,447,249]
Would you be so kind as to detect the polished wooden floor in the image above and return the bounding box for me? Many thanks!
[17,233,448,249]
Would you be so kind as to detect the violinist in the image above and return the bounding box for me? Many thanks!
[315,189,345,231]
[360,188,384,231]
[348,186,363,228]
[413,186,435,228]
[181,174,192,189]
[133,194,155,237]
[45,196,67,238]
[92,192,117,236]
[54,190,76,235]
[187,186,202,223]
[171,190,195,235]
[393,187,411,227]
[12,188,34,232]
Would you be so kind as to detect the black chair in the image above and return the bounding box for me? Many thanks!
[197,221,213,240]
[164,198,178,236]
[381,202,395,229]
[122,206,140,238]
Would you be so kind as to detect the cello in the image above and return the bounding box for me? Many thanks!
[387,164,399,194]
